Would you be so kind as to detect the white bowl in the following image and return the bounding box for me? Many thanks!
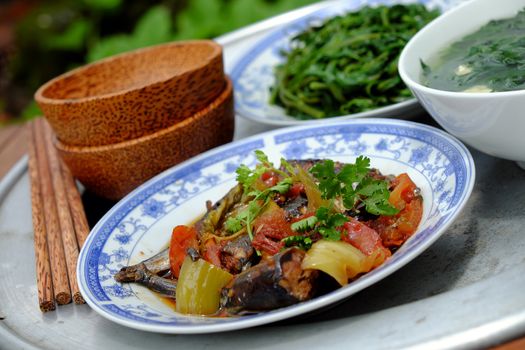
[398,0,525,168]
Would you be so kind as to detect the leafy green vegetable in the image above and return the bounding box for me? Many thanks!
[270,4,440,119]
[421,8,525,92]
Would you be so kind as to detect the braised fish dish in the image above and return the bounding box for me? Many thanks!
[115,151,422,316]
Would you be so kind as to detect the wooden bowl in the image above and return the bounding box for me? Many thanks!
[55,77,234,200]
[35,40,225,147]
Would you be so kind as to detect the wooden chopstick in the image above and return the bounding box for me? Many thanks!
[60,158,90,248]
[27,122,56,312]
[29,117,91,310]
[42,121,85,304]
[33,118,72,305]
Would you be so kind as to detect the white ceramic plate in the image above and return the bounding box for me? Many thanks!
[230,0,462,126]
[77,118,475,334]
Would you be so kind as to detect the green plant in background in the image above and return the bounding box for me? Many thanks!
[1,0,319,123]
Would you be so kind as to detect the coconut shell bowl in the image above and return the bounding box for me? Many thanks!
[35,40,225,147]
[34,40,234,200]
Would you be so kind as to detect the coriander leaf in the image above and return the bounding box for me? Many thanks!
[236,163,270,193]
[255,150,271,167]
[225,217,243,233]
[282,235,313,250]
[310,159,335,179]
[354,155,371,173]
[315,206,330,221]
[342,186,359,210]
[235,164,252,185]
[318,226,341,241]
[327,213,349,227]
[362,191,399,216]
[310,160,343,199]
[246,189,262,198]
[291,216,318,232]
[269,178,292,194]
[356,177,389,196]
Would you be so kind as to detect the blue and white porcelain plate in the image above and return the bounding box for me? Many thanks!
[230,0,462,126]
[77,118,475,334]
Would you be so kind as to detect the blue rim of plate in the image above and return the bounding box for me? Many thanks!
[77,118,475,334]
[229,0,460,126]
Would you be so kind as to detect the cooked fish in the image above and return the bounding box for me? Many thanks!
[220,234,256,274]
[194,183,244,239]
[114,262,177,299]
[220,247,318,314]
[117,248,170,276]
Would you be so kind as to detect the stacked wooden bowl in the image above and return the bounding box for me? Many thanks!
[35,40,234,200]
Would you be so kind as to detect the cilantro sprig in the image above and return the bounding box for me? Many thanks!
[224,151,292,239]
[289,156,399,246]
[282,235,313,250]
[310,156,399,216]
[225,152,398,251]
[291,206,349,241]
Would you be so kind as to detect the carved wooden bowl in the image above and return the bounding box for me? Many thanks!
[54,78,234,200]
[36,40,225,147]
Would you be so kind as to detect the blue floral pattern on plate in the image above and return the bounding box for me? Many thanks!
[230,0,463,126]
[77,119,475,333]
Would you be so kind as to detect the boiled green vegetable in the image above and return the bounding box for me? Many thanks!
[421,8,525,92]
[270,4,439,119]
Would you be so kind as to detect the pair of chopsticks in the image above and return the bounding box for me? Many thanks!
[27,118,90,312]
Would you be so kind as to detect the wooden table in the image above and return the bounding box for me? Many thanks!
[0,122,524,349]
[0,123,28,178]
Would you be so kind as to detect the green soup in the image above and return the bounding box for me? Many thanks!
[421,8,525,93]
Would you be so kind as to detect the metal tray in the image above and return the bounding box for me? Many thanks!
[1,2,525,349]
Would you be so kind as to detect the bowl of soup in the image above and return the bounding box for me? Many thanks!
[398,0,525,167]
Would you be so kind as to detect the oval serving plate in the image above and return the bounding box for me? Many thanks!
[230,0,462,126]
[77,118,475,334]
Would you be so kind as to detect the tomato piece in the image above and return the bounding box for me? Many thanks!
[253,204,294,241]
[287,183,305,198]
[202,238,223,268]
[252,203,294,255]
[396,197,423,235]
[389,173,417,210]
[169,225,198,278]
[371,196,423,248]
[339,218,391,267]
[251,234,284,256]
[372,173,422,248]
[261,170,279,187]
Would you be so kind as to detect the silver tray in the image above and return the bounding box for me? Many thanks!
[2,2,525,349]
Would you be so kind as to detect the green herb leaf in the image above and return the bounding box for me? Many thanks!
[318,226,341,241]
[291,216,318,232]
[362,191,399,216]
[326,213,349,228]
[224,216,243,233]
[255,150,271,166]
[311,156,398,216]
[269,178,293,194]
[282,235,313,250]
